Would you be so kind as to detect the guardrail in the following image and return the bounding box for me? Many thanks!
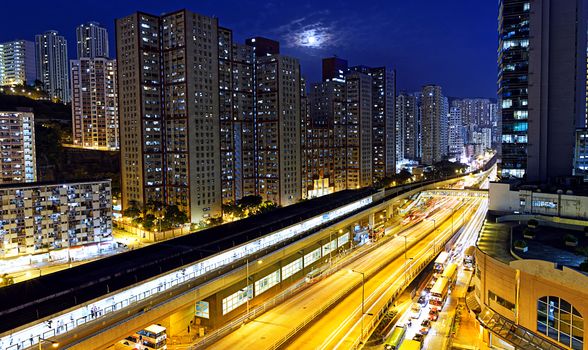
[346,198,488,350]
[263,201,476,350]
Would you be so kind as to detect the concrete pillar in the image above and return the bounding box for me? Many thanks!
[169,304,193,337]
[368,213,375,229]
[388,204,395,218]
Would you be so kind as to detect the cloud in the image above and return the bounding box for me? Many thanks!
[273,11,345,50]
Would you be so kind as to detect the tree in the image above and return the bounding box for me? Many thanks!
[143,214,156,230]
[238,195,263,208]
[123,200,141,218]
[164,205,189,227]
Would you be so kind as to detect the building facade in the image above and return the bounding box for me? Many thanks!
[0,110,36,184]
[76,22,109,59]
[0,40,36,86]
[116,10,222,222]
[349,65,396,181]
[448,106,464,158]
[70,58,119,150]
[345,71,373,189]
[421,84,446,165]
[0,179,112,257]
[253,53,303,206]
[218,28,256,204]
[498,0,530,178]
[396,92,419,161]
[35,31,70,102]
[526,0,587,182]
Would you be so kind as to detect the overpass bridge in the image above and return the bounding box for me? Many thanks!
[0,165,495,350]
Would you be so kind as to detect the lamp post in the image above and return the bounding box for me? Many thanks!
[350,269,366,341]
[426,218,437,252]
[245,258,262,316]
[404,235,408,260]
[38,337,59,350]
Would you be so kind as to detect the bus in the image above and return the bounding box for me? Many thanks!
[137,324,167,350]
[398,339,423,350]
[429,277,449,307]
[433,252,449,272]
[384,325,406,350]
[441,263,458,285]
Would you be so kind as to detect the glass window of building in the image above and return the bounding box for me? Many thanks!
[537,296,583,349]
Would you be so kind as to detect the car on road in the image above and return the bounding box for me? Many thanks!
[417,295,428,306]
[421,319,431,328]
[419,327,430,335]
[429,309,439,321]
[410,304,422,319]
[412,333,424,343]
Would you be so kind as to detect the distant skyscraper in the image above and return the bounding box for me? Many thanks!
[448,106,464,158]
[76,22,109,58]
[116,10,222,222]
[0,110,36,184]
[0,40,36,86]
[70,58,118,150]
[396,92,419,161]
[525,0,587,182]
[35,31,69,102]
[421,85,446,165]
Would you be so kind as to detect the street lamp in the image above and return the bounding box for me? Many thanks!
[38,337,59,350]
[403,235,408,260]
[349,269,366,341]
[245,258,262,315]
[426,218,437,252]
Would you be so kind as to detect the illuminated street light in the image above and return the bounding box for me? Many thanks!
[38,337,59,350]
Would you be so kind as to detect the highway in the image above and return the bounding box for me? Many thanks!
[205,193,485,349]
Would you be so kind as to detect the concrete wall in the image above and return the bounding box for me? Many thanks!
[475,247,588,350]
[489,182,588,219]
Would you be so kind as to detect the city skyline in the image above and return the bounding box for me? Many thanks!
[0,0,497,97]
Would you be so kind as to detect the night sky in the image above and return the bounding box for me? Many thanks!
[1,0,497,98]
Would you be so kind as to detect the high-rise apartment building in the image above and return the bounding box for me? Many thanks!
[306,78,347,196]
[0,110,36,184]
[421,84,446,165]
[0,40,36,86]
[252,52,303,206]
[76,22,109,59]
[218,28,255,203]
[322,56,348,82]
[448,106,464,158]
[396,92,419,162]
[349,65,396,181]
[116,10,222,222]
[526,0,587,182]
[345,71,373,188]
[35,31,69,102]
[70,58,118,150]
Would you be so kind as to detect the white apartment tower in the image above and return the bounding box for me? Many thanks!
[0,40,36,86]
[35,31,70,102]
[76,22,109,59]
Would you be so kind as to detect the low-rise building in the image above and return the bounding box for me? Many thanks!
[0,179,112,257]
